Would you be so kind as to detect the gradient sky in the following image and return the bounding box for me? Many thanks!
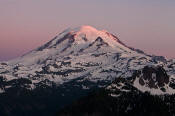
[0,0,175,61]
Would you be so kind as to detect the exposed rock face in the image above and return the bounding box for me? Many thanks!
[152,55,167,63]
[137,66,169,89]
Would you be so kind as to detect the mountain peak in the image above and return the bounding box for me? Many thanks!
[75,25,98,32]
[60,25,98,36]
[59,25,130,50]
[9,25,136,65]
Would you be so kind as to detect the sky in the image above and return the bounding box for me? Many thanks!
[0,0,175,61]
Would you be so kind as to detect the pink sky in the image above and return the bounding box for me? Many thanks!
[0,0,175,61]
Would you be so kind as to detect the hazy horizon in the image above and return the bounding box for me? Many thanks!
[0,0,175,61]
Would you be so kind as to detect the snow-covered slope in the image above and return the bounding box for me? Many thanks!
[0,25,174,95]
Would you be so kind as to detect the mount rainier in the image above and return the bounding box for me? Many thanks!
[0,26,175,116]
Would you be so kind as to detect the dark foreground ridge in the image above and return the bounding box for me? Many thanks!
[57,89,175,116]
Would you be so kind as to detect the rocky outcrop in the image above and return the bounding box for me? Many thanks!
[136,66,169,89]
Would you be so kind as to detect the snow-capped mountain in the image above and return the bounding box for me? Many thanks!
[0,25,174,94]
[0,25,175,116]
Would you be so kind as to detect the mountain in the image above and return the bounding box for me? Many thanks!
[0,25,175,116]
